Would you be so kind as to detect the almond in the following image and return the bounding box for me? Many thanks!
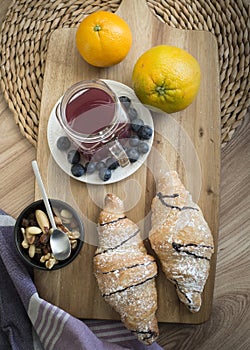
[35,209,50,233]
[26,226,42,235]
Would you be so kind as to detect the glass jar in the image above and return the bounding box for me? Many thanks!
[56,79,130,166]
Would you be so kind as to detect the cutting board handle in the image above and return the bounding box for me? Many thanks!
[116,0,160,25]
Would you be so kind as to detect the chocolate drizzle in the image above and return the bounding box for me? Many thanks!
[157,192,199,211]
[172,242,213,261]
[172,278,202,309]
[159,193,179,198]
[99,216,126,226]
[102,276,156,297]
[172,278,192,304]
[94,229,140,256]
[132,329,158,341]
[101,260,156,274]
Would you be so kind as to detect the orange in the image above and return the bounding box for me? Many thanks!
[132,45,201,113]
[75,11,132,67]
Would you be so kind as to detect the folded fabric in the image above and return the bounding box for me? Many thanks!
[0,209,164,350]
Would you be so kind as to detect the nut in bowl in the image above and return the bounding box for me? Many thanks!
[14,199,84,270]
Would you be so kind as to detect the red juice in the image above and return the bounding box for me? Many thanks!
[61,85,131,159]
[65,88,116,135]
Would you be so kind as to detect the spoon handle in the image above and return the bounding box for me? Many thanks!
[32,160,57,230]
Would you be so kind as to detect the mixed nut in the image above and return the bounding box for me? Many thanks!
[20,206,82,269]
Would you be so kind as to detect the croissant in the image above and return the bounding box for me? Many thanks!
[149,171,214,313]
[93,193,159,345]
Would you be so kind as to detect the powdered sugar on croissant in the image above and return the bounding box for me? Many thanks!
[149,171,214,313]
[93,194,159,345]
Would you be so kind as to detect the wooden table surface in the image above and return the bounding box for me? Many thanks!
[0,2,249,349]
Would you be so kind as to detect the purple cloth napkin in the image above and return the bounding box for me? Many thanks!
[0,209,164,350]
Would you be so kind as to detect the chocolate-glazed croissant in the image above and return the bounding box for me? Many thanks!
[93,193,159,345]
[149,171,214,313]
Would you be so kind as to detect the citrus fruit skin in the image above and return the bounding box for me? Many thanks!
[132,45,201,113]
[75,11,132,67]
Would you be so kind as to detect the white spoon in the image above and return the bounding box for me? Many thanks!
[32,160,71,261]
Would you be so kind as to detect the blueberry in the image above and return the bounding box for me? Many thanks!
[67,150,80,164]
[138,141,149,154]
[57,136,71,151]
[127,107,138,121]
[129,134,140,147]
[96,161,106,171]
[71,163,85,177]
[137,125,153,140]
[131,118,144,132]
[85,161,96,174]
[99,167,112,181]
[127,148,140,163]
[105,157,119,170]
[119,96,131,109]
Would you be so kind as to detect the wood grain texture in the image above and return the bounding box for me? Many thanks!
[0,0,249,349]
[33,0,220,324]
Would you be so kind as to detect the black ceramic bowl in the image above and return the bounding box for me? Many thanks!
[14,199,84,270]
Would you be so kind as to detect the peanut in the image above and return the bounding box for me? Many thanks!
[28,244,35,258]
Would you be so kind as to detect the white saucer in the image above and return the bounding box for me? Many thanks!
[47,79,154,185]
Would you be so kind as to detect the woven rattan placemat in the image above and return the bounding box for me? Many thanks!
[0,0,249,147]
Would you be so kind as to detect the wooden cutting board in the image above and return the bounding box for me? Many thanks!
[34,0,220,323]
